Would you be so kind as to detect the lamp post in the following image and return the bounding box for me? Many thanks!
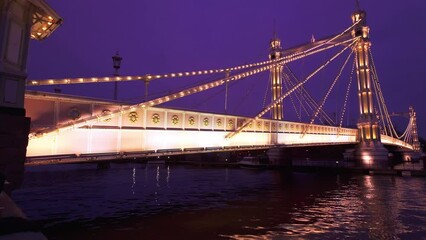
[112,52,122,100]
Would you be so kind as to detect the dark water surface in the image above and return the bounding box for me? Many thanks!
[13,163,426,239]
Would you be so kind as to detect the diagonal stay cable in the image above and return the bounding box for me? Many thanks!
[303,50,353,134]
[226,39,357,139]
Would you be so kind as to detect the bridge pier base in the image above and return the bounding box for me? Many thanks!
[349,142,389,169]
[267,147,292,166]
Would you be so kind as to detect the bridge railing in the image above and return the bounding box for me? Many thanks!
[89,106,358,137]
[381,135,413,149]
[25,93,361,158]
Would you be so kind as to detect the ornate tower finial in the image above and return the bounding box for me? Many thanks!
[355,0,360,10]
[273,18,277,40]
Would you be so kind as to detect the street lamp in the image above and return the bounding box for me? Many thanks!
[112,52,122,100]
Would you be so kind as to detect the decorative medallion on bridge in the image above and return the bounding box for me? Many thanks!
[248,121,253,128]
[279,124,283,130]
[171,115,179,125]
[257,122,262,128]
[237,119,244,127]
[101,109,112,122]
[203,117,209,126]
[216,119,222,127]
[128,111,139,123]
[272,123,276,131]
[188,116,195,126]
[265,122,270,129]
[228,119,234,128]
[152,113,160,124]
[68,108,81,120]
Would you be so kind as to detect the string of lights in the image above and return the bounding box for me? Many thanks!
[30,28,360,138]
[301,19,360,54]
[26,22,360,87]
[226,39,357,139]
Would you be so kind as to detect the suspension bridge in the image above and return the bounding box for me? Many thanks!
[24,9,420,168]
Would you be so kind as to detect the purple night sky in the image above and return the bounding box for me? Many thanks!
[27,0,426,138]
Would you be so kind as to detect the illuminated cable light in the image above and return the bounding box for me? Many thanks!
[178,73,183,76]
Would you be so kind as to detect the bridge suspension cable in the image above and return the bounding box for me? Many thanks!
[303,51,353,134]
[226,38,358,139]
[30,23,360,138]
[369,50,419,150]
[282,72,302,121]
[369,50,401,139]
[26,19,360,87]
[282,65,335,125]
[283,69,328,125]
[338,58,356,128]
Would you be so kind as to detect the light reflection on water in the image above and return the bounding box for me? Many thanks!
[13,163,426,239]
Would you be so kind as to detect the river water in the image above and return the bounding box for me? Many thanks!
[13,163,426,239]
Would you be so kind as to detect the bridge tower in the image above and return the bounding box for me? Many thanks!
[351,10,389,167]
[409,107,421,152]
[269,36,283,120]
